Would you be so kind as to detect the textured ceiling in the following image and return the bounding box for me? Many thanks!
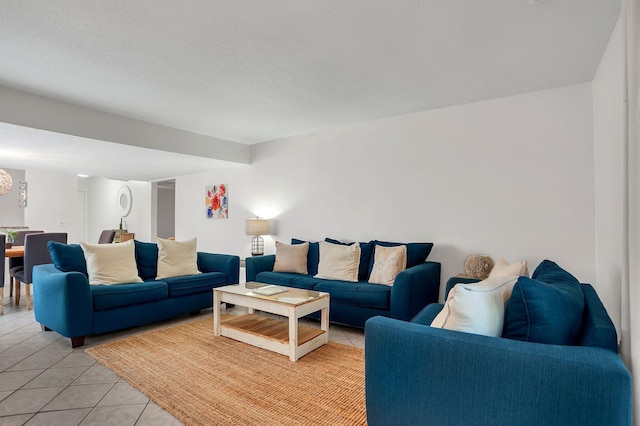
[0,0,621,179]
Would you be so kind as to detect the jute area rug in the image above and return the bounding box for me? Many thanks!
[85,317,366,426]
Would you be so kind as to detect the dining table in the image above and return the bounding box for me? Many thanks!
[5,245,25,258]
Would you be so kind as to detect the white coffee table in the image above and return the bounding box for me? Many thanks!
[213,282,330,361]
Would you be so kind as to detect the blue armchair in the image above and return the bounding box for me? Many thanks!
[364,279,631,426]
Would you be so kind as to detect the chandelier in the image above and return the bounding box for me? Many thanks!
[0,169,13,195]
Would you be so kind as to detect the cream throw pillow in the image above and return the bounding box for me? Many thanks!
[273,241,309,274]
[156,237,201,279]
[314,241,361,282]
[489,258,529,278]
[368,245,407,285]
[430,276,518,337]
[80,240,142,285]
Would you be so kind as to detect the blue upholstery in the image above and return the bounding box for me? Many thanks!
[91,281,168,311]
[254,271,321,290]
[314,280,390,310]
[134,240,158,280]
[364,280,630,426]
[246,245,441,327]
[163,272,227,297]
[48,242,87,275]
[33,242,239,347]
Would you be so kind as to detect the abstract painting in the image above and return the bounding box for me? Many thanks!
[206,184,228,219]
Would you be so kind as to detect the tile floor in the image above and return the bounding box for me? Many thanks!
[0,289,365,426]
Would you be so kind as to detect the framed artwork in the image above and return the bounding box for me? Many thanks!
[206,184,228,219]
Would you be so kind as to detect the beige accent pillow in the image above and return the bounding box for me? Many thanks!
[80,240,143,285]
[156,237,201,279]
[314,241,361,282]
[273,241,309,274]
[488,258,529,278]
[368,245,407,285]
[430,276,518,337]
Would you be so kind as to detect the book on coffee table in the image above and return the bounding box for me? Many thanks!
[253,285,288,296]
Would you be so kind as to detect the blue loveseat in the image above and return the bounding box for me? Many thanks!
[364,262,632,426]
[246,238,441,327]
[33,241,239,347]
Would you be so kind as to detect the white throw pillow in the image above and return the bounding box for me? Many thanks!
[80,240,143,285]
[489,258,529,278]
[273,241,309,274]
[368,245,407,285]
[430,276,518,337]
[156,237,201,279]
[314,241,361,282]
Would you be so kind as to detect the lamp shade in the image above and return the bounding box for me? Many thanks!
[0,169,13,196]
[245,218,269,236]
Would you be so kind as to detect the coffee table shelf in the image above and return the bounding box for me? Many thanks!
[222,314,325,345]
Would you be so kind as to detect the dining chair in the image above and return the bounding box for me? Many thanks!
[0,234,5,315]
[8,230,44,298]
[10,232,67,310]
[98,230,116,244]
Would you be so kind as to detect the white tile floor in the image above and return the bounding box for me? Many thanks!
[0,288,364,426]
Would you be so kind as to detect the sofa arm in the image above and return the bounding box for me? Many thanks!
[444,275,480,299]
[364,316,631,426]
[32,264,93,339]
[197,252,240,284]
[389,261,440,321]
[245,255,276,282]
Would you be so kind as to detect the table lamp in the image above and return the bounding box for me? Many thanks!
[245,218,269,256]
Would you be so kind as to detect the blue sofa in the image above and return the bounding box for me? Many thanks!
[246,239,441,327]
[33,241,239,347]
[364,269,632,426]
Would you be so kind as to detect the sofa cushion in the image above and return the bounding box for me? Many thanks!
[368,244,407,285]
[430,276,518,337]
[273,241,309,274]
[164,272,227,297]
[255,271,321,290]
[291,239,320,276]
[48,242,87,275]
[368,241,433,273]
[503,260,584,345]
[134,240,158,280]
[315,241,360,282]
[157,237,201,279]
[489,258,528,278]
[314,280,390,310]
[91,281,168,311]
[80,240,143,285]
[325,238,375,281]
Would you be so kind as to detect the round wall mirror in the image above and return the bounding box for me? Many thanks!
[117,186,133,217]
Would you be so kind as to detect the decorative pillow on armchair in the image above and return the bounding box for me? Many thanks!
[503,260,584,345]
[430,276,518,337]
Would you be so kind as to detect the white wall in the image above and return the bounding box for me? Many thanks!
[0,168,25,227]
[24,169,78,242]
[593,15,625,334]
[176,83,596,298]
[86,178,153,243]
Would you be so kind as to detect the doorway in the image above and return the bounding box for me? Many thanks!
[156,180,175,239]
